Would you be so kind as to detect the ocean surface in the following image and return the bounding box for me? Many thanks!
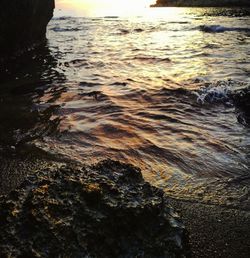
[1,8,250,207]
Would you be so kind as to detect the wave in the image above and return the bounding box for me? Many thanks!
[195,84,231,104]
[50,27,81,32]
[158,81,234,104]
[52,16,72,21]
[118,28,144,35]
[159,80,250,126]
[104,16,119,19]
[192,80,250,126]
[193,80,248,103]
[203,43,221,49]
[132,55,171,63]
[134,28,144,33]
[168,21,190,24]
[119,29,130,34]
[61,59,89,68]
[110,82,128,86]
[79,81,103,88]
[199,25,250,33]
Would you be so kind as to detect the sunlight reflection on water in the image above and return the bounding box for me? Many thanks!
[35,7,250,205]
[55,0,184,17]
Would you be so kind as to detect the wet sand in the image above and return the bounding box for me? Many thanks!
[170,199,250,258]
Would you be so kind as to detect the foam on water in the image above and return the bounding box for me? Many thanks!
[195,81,232,104]
[193,80,250,105]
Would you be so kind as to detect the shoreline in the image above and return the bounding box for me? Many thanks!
[1,1,249,257]
[0,150,249,257]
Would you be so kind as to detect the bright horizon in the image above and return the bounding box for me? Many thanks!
[56,0,155,16]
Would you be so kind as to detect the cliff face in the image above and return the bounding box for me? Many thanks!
[0,0,55,58]
[151,0,250,7]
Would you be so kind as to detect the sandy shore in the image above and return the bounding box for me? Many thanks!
[170,198,250,258]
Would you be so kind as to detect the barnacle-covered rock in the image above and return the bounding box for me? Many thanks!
[0,160,189,257]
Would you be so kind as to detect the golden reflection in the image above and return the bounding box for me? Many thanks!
[56,0,156,16]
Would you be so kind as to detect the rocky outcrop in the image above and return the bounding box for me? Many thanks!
[0,160,189,257]
[232,87,250,126]
[0,0,55,58]
[151,0,250,7]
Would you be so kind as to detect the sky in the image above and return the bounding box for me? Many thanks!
[55,0,155,16]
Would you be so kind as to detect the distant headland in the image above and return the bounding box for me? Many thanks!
[0,0,54,59]
[151,0,250,7]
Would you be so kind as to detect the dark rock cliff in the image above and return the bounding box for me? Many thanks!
[0,0,55,58]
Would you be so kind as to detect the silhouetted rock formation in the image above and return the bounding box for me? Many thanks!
[151,0,250,7]
[0,0,54,58]
[0,160,189,257]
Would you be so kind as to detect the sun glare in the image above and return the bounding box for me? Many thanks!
[56,0,155,16]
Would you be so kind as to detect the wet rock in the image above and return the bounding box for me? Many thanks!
[232,87,250,126]
[0,159,189,257]
[0,0,54,59]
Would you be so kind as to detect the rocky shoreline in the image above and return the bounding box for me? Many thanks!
[1,1,250,257]
[0,158,189,257]
[1,151,250,258]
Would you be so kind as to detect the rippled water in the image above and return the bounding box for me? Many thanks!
[1,8,250,205]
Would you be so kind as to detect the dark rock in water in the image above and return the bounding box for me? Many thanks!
[0,0,54,59]
[231,87,250,126]
[0,160,189,257]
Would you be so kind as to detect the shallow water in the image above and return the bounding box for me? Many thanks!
[1,8,250,206]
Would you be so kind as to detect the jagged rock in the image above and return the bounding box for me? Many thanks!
[0,160,189,257]
[0,0,55,58]
[232,87,250,126]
